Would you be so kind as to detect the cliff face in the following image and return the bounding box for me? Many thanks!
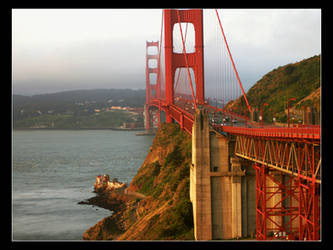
[83,123,194,240]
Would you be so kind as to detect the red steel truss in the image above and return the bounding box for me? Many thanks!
[233,134,321,184]
[299,175,320,240]
[236,135,320,240]
[253,163,300,240]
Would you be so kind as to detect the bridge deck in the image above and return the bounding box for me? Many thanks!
[150,98,320,141]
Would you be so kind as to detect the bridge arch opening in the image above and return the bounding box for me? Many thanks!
[148,58,158,68]
[149,73,157,85]
[173,22,195,54]
[147,46,158,55]
[174,67,196,109]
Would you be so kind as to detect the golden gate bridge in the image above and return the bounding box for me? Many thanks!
[144,9,320,241]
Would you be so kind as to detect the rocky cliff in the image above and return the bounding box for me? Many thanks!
[82,123,194,240]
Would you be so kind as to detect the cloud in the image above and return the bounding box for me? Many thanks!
[204,9,321,93]
[13,38,147,94]
[12,9,321,96]
[12,9,164,95]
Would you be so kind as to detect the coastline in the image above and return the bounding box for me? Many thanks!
[79,123,195,241]
[13,129,151,240]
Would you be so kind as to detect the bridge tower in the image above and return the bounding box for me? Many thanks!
[145,41,161,131]
[163,9,205,123]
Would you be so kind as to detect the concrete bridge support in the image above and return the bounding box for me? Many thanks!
[190,108,212,240]
[190,108,256,240]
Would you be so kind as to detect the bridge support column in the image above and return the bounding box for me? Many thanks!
[190,108,212,240]
[144,104,150,131]
[191,108,256,240]
[231,157,244,239]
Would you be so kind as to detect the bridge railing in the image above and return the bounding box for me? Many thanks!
[150,98,194,134]
[221,126,321,140]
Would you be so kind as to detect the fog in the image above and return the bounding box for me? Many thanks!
[12,9,321,96]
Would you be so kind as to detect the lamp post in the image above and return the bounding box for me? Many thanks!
[260,103,268,128]
[268,108,276,126]
[287,97,296,128]
[244,103,248,127]
[292,116,295,127]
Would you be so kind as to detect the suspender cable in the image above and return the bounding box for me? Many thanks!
[158,10,165,100]
[215,9,251,113]
[157,10,164,99]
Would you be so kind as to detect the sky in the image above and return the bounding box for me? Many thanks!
[12,9,321,96]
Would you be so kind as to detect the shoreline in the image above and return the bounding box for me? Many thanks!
[78,190,128,240]
[78,175,148,240]
[79,123,196,241]
[78,186,146,240]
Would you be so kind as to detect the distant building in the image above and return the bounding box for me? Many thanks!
[111,106,127,110]
[122,122,135,129]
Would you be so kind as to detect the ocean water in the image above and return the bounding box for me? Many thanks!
[12,130,154,241]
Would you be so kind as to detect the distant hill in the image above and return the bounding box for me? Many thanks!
[13,88,146,129]
[13,88,145,107]
[229,55,320,123]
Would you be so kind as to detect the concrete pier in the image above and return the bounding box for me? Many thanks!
[190,108,212,240]
[190,108,256,240]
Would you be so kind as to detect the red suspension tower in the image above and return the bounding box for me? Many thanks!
[163,9,205,123]
[145,41,161,131]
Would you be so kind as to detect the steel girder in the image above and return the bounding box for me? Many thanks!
[234,135,321,184]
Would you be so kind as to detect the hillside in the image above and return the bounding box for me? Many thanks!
[13,88,145,129]
[83,123,194,240]
[13,88,145,107]
[229,55,320,123]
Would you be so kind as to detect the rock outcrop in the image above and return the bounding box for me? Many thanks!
[94,174,127,194]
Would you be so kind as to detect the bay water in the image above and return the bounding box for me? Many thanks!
[12,130,154,241]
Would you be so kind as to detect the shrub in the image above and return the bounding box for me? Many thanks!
[139,175,155,195]
[164,145,184,168]
[151,161,161,176]
[175,200,194,228]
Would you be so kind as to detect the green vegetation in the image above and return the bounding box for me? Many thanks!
[159,200,194,238]
[249,55,320,123]
[127,123,194,240]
